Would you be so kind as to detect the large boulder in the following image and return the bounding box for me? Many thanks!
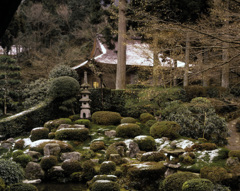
[25,162,44,180]
[60,152,82,162]
[44,143,61,156]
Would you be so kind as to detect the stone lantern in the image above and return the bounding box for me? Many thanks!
[80,71,91,119]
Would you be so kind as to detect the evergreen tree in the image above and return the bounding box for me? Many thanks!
[0,56,21,115]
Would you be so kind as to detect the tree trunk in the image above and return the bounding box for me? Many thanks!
[153,33,160,86]
[221,0,229,88]
[116,0,127,89]
[203,48,210,87]
[184,32,190,87]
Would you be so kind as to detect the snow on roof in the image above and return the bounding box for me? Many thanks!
[72,37,185,70]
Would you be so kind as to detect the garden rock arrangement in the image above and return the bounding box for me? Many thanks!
[0,110,237,191]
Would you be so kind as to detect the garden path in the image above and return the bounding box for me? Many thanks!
[226,118,240,150]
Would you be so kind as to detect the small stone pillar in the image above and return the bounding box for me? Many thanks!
[80,71,91,119]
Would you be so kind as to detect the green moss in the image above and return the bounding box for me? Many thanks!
[91,180,120,191]
[9,183,38,191]
[116,123,141,138]
[121,117,137,124]
[150,121,181,139]
[100,161,116,175]
[30,127,49,141]
[74,119,91,128]
[12,150,24,161]
[0,178,6,191]
[228,150,240,160]
[200,166,229,183]
[40,155,58,171]
[14,154,32,168]
[92,111,121,125]
[182,178,214,191]
[139,113,155,123]
[44,118,72,132]
[134,135,156,151]
[163,172,199,191]
[55,128,89,141]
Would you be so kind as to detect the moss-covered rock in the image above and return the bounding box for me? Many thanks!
[134,135,156,151]
[81,160,97,182]
[40,155,58,171]
[92,111,121,125]
[106,142,127,160]
[9,183,38,191]
[163,172,199,191]
[61,159,82,176]
[30,127,49,142]
[100,161,116,175]
[140,113,155,123]
[14,139,25,150]
[91,180,120,191]
[140,151,166,162]
[13,154,32,168]
[200,166,229,183]
[229,150,240,160]
[116,123,141,138]
[90,141,105,152]
[44,118,72,132]
[182,178,214,191]
[150,121,181,139]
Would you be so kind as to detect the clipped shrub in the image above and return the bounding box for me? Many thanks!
[150,121,180,139]
[74,119,91,128]
[61,159,82,175]
[182,178,214,191]
[9,183,38,191]
[55,128,89,141]
[48,76,80,99]
[49,64,79,80]
[91,180,120,191]
[14,139,25,150]
[69,114,80,121]
[140,113,155,123]
[100,161,116,175]
[228,150,240,160]
[145,119,157,129]
[200,166,229,183]
[90,141,105,152]
[44,118,72,132]
[0,159,24,185]
[30,127,49,142]
[40,155,58,171]
[14,154,32,168]
[163,172,198,191]
[30,140,73,155]
[140,151,166,162]
[116,123,141,138]
[48,132,55,139]
[184,85,207,101]
[92,111,121,125]
[213,148,230,161]
[134,135,156,151]
[121,117,137,124]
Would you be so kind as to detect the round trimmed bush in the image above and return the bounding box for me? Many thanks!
[150,121,181,139]
[74,119,91,128]
[163,172,198,191]
[61,159,82,175]
[91,180,120,191]
[48,76,80,99]
[134,135,156,151]
[116,123,141,138]
[48,132,55,139]
[145,119,157,129]
[12,150,24,161]
[49,64,79,80]
[121,117,137,124]
[0,159,24,185]
[30,127,49,142]
[92,111,121,125]
[14,139,25,150]
[69,114,80,121]
[82,160,97,181]
[14,154,32,168]
[182,178,214,191]
[200,166,228,183]
[90,141,105,152]
[100,161,116,175]
[140,113,155,123]
[9,183,38,191]
[40,155,58,171]
[55,128,89,141]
